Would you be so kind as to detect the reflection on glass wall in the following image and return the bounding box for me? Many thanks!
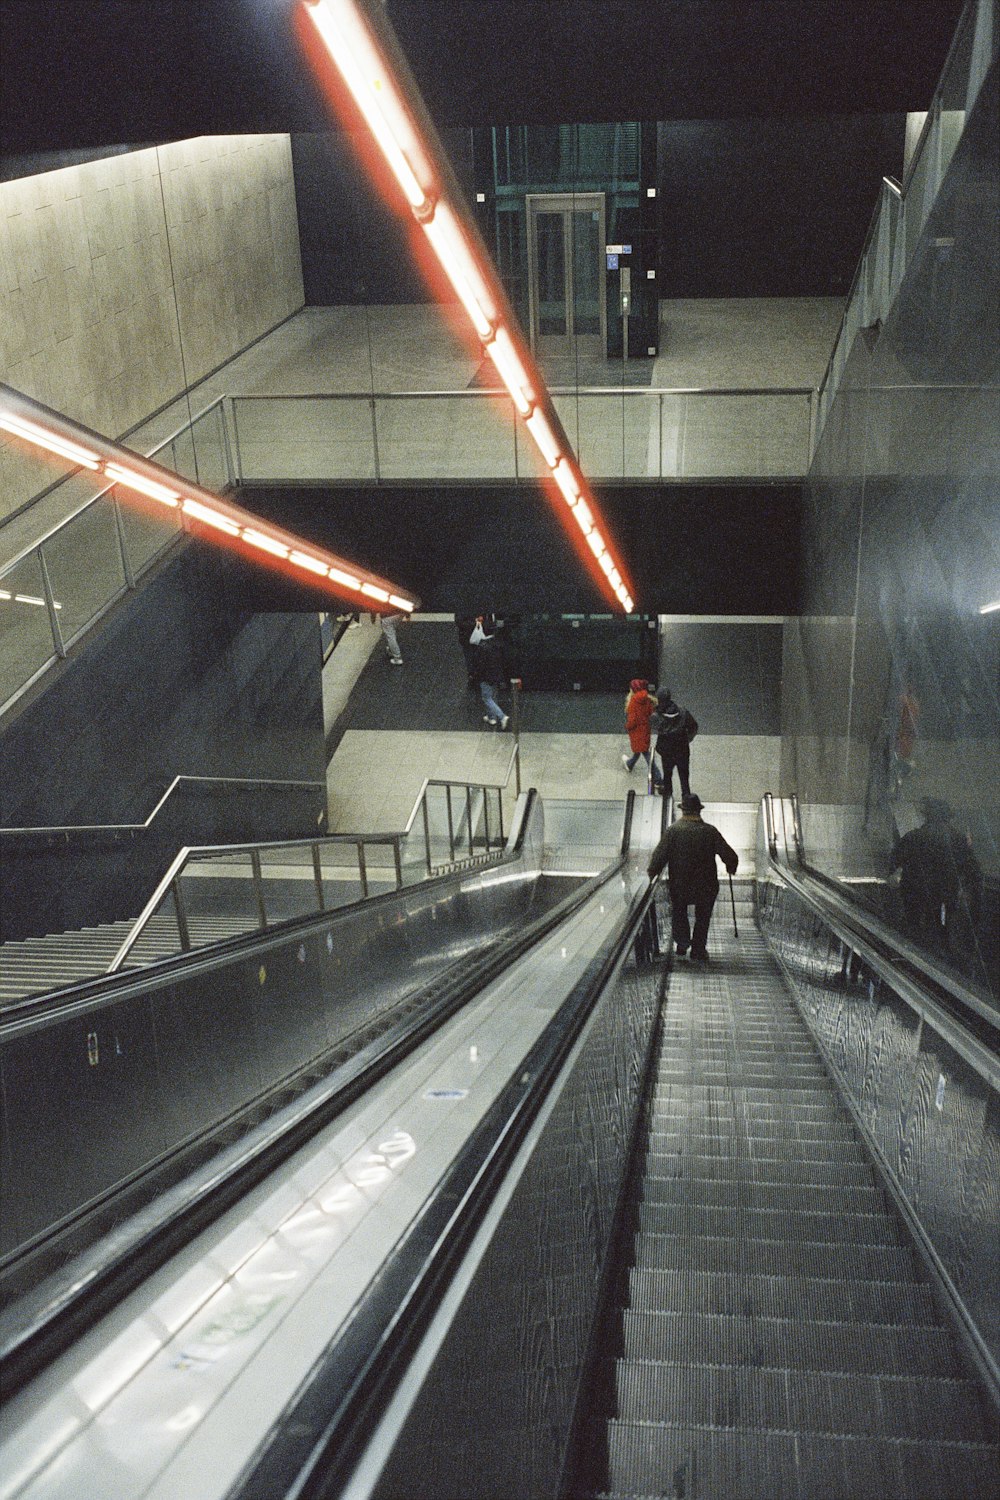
[782,64,1000,1006]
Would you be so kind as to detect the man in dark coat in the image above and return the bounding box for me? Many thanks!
[654,691,698,799]
[891,797,982,951]
[647,793,739,961]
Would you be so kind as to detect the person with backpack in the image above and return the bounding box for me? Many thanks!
[654,689,698,799]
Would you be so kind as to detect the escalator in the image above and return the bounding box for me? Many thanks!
[571,888,998,1498]
[0,795,996,1500]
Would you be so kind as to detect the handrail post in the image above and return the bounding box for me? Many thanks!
[172,878,191,952]
[446,784,455,862]
[250,848,268,928]
[465,786,474,858]
[498,787,505,845]
[37,547,66,658]
[421,793,433,875]
[111,494,136,589]
[510,678,522,796]
[219,398,237,490]
[393,838,403,888]
[357,840,369,897]
[482,786,491,850]
[231,396,244,483]
[313,842,325,910]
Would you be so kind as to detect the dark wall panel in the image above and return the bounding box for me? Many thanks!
[657,115,905,297]
[240,481,801,616]
[0,542,326,938]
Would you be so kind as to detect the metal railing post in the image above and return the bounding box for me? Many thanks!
[465,786,474,858]
[219,397,237,490]
[231,399,244,483]
[446,785,456,862]
[313,842,325,910]
[172,879,191,952]
[510,678,522,796]
[482,787,491,850]
[370,396,381,484]
[250,849,268,928]
[357,840,369,897]
[111,495,136,589]
[37,548,66,658]
[421,793,433,874]
[393,838,403,888]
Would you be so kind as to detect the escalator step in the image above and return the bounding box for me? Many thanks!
[633,1234,918,1282]
[636,1202,900,1246]
[643,1156,873,1187]
[612,1360,990,1441]
[648,1119,860,1144]
[639,1179,883,1213]
[621,1310,958,1377]
[646,1134,866,1163]
[603,1420,999,1499]
[627,1269,937,1325]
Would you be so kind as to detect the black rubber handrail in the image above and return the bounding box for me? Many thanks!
[224,839,657,1500]
[0,792,636,1401]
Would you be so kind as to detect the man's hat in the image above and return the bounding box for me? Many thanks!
[680,793,703,813]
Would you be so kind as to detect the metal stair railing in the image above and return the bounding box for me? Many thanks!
[107,756,520,974]
[812,0,998,459]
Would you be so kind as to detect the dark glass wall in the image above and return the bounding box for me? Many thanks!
[781,66,1000,1003]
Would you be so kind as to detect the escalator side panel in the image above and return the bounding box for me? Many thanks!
[366,905,663,1500]
[759,873,1000,1386]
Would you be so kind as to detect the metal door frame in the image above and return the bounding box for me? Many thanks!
[525,192,607,359]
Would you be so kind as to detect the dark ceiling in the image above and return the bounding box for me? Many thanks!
[0,0,965,156]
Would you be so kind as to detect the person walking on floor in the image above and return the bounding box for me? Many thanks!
[380,611,404,665]
[622,679,663,788]
[647,793,738,961]
[472,621,509,729]
[654,689,698,799]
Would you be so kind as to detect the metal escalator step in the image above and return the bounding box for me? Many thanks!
[621,1310,958,1377]
[633,1235,917,1283]
[637,1202,900,1246]
[648,1117,859,1143]
[639,1179,883,1214]
[604,1419,999,1500]
[646,1134,865,1164]
[642,1156,873,1187]
[612,1360,989,1441]
[628,1269,937,1325]
[651,1092,846,1118]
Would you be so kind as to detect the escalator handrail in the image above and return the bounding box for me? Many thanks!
[224,829,657,1500]
[0,790,640,1400]
[760,796,1000,1088]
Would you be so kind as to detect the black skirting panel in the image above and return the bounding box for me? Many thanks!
[237,482,802,617]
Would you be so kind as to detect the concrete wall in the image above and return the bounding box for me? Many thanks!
[0,135,304,524]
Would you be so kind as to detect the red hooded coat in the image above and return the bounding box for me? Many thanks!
[625,685,657,754]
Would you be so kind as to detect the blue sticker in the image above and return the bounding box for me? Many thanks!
[424,1088,469,1100]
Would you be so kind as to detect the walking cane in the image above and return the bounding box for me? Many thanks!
[728,870,739,937]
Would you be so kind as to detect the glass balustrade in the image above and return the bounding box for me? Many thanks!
[813,0,995,458]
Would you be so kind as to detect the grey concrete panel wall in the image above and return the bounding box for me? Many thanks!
[0,135,304,523]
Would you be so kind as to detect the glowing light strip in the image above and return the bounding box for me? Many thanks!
[299,0,636,613]
[0,414,101,470]
[303,0,429,211]
[980,601,1000,614]
[0,591,61,609]
[104,462,179,506]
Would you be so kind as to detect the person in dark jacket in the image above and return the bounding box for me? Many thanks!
[891,797,982,951]
[654,691,698,799]
[647,793,738,960]
[473,622,509,729]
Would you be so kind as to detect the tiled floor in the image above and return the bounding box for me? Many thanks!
[323,618,782,834]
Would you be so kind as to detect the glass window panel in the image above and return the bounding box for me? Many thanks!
[117,497,183,578]
[571,209,602,337]
[486,788,504,848]
[187,402,230,493]
[423,784,454,868]
[231,397,376,482]
[175,852,260,944]
[0,551,59,707]
[468,787,488,852]
[375,395,516,481]
[398,821,429,885]
[128,888,184,964]
[536,213,568,335]
[40,498,126,645]
[259,844,322,924]
[576,393,656,479]
[662,393,812,479]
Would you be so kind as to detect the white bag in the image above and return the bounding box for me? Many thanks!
[469,622,486,645]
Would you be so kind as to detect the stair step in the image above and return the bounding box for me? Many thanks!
[639,1180,883,1213]
[621,1310,958,1377]
[627,1269,937,1326]
[636,1203,900,1246]
[648,1117,860,1143]
[612,1361,989,1442]
[646,1135,866,1164]
[604,1419,1000,1499]
[642,1157,874,1188]
[633,1235,919,1282]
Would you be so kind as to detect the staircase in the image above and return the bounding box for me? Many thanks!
[0,913,260,1004]
[586,882,999,1498]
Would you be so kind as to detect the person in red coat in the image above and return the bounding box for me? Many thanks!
[622,679,663,788]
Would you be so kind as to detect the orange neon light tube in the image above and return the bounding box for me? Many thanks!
[0,386,419,615]
[300,0,635,613]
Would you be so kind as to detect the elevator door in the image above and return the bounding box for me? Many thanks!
[526,194,606,360]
